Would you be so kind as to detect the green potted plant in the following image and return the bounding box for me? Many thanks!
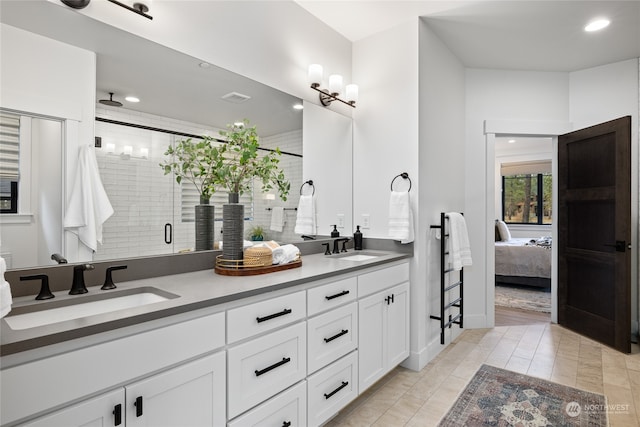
[160,136,224,251]
[216,120,290,260]
[248,225,265,241]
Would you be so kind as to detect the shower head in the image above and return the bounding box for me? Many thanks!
[99,92,123,107]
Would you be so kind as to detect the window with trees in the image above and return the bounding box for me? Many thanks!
[501,160,552,225]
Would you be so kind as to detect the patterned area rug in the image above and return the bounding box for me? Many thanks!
[438,365,607,426]
[495,284,551,313]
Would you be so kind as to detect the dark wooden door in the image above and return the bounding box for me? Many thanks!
[558,116,632,353]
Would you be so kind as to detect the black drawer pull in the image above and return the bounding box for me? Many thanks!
[325,290,349,301]
[324,329,349,343]
[324,381,349,399]
[113,404,122,426]
[256,308,292,323]
[255,357,291,377]
[282,422,292,427]
[135,396,143,417]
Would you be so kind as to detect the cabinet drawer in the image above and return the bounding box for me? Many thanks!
[307,351,358,427]
[227,322,307,419]
[307,276,357,316]
[227,290,306,344]
[357,262,409,298]
[307,302,358,374]
[227,381,306,427]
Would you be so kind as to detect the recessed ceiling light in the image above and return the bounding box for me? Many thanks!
[508,139,516,144]
[199,62,211,68]
[293,103,304,110]
[585,18,610,32]
[233,121,245,127]
[125,96,140,103]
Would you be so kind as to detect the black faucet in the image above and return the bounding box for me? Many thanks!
[101,265,128,290]
[70,264,94,295]
[51,253,68,264]
[20,274,54,300]
[333,238,350,254]
[322,242,331,255]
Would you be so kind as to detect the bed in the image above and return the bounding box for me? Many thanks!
[495,237,551,288]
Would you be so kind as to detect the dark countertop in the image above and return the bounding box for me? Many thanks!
[1,250,411,358]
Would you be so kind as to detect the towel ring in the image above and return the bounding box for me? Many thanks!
[390,172,411,192]
[300,180,315,196]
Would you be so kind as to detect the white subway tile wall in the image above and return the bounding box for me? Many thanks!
[94,105,302,261]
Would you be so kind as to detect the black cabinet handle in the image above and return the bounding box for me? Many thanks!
[324,381,349,399]
[385,294,395,305]
[282,422,292,427]
[325,290,349,301]
[255,357,291,377]
[256,308,292,323]
[324,329,349,343]
[135,396,143,417]
[113,404,122,426]
[164,223,172,244]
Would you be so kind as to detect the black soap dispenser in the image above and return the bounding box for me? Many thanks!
[353,225,363,250]
[331,225,340,238]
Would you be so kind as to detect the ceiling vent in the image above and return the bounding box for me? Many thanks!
[221,92,251,104]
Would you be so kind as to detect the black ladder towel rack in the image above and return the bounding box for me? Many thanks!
[429,212,464,344]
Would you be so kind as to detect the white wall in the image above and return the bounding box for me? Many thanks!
[569,58,640,335]
[417,19,467,367]
[465,69,570,328]
[353,21,419,238]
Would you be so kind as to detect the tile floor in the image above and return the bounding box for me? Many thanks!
[326,323,640,426]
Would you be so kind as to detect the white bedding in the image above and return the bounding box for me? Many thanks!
[495,237,551,278]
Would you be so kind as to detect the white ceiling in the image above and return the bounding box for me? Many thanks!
[296,0,640,72]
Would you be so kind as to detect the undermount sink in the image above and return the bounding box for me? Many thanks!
[4,287,179,331]
[334,251,383,262]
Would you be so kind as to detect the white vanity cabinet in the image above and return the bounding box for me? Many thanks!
[1,311,226,427]
[21,351,226,427]
[20,389,125,427]
[125,351,226,427]
[357,264,410,391]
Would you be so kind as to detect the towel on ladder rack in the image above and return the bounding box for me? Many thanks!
[447,212,472,270]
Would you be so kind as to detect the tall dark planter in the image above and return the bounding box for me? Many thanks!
[195,197,214,251]
[222,193,244,261]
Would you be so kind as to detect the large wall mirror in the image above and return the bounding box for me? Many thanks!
[0,1,352,270]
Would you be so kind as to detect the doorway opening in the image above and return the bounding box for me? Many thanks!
[493,135,553,326]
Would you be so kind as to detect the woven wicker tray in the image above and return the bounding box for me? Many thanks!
[214,255,302,276]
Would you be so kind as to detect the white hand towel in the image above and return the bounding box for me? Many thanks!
[388,191,414,244]
[294,195,316,235]
[270,207,285,232]
[272,244,300,265]
[64,145,114,252]
[0,257,12,318]
[447,212,472,271]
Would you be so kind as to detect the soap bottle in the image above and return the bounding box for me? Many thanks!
[353,225,363,250]
[331,225,340,238]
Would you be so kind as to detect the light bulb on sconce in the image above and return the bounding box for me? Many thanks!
[328,75,343,96]
[105,143,116,154]
[308,64,357,108]
[139,147,149,159]
[308,64,323,88]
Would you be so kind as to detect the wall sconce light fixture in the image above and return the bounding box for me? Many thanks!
[308,64,358,108]
[107,0,153,20]
[62,0,153,20]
